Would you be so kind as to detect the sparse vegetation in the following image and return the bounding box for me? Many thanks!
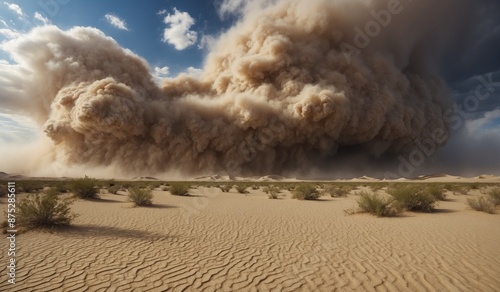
[44,187,61,197]
[17,193,77,229]
[292,184,320,200]
[70,176,99,199]
[487,188,500,206]
[161,186,169,191]
[467,196,495,214]
[219,185,231,192]
[169,183,190,196]
[107,185,121,194]
[251,185,259,190]
[356,191,401,217]
[18,181,44,193]
[263,185,281,199]
[323,185,350,197]
[426,184,446,201]
[388,185,436,212]
[128,187,154,206]
[235,185,249,194]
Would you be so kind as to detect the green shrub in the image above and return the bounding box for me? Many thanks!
[44,187,61,197]
[235,185,249,194]
[18,193,77,229]
[388,185,436,212]
[356,192,400,217]
[293,184,320,200]
[70,176,99,199]
[219,185,231,192]
[169,183,190,196]
[161,186,169,191]
[128,187,154,206]
[107,185,121,194]
[487,188,500,206]
[467,196,495,214]
[426,185,446,201]
[469,182,480,190]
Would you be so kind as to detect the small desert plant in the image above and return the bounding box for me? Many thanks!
[17,193,77,229]
[161,186,169,191]
[235,185,249,194]
[263,185,281,199]
[169,183,190,196]
[107,185,121,194]
[467,196,495,214]
[487,188,500,206]
[18,181,44,193]
[70,176,99,199]
[44,187,61,197]
[293,184,320,200]
[53,182,70,193]
[128,187,154,206]
[426,185,446,201]
[388,185,436,212]
[219,185,231,192]
[469,182,480,190]
[356,192,400,217]
[323,185,350,197]
[251,185,259,190]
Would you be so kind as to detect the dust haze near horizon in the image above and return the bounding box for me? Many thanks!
[0,0,499,178]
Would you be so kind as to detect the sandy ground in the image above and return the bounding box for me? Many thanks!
[1,185,500,291]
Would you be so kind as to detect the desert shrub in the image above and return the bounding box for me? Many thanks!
[18,181,44,193]
[487,188,500,206]
[251,185,259,190]
[128,187,154,206]
[107,185,121,194]
[263,185,281,198]
[219,185,231,192]
[44,187,61,197]
[293,184,320,200]
[161,186,169,191]
[356,192,400,217]
[70,176,99,199]
[467,196,495,214]
[169,183,190,196]
[0,185,6,197]
[388,185,436,212]
[469,182,480,190]
[235,185,249,194]
[17,193,77,229]
[426,184,446,201]
[149,182,162,189]
[53,182,70,193]
[323,185,350,197]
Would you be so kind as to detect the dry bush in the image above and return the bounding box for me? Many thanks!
[467,196,495,214]
[219,185,231,192]
[263,185,281,199]
[169,183,190,196]
[235,185,249,194]
[356,191,401,217]
[425,184,446,201]
[107,185,121,194]
[18,193,77,229]
[70,176,99,199]
[388,185,436,212]
[487,188,500,206]
[128,187,154,206]
[323,185,350,197]
[293,184,320,200]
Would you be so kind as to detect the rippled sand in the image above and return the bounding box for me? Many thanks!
[1,186,499,291]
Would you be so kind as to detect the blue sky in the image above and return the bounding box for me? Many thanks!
[0,0,234,76]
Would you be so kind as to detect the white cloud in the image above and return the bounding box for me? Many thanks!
[4,2,24,17]
[104,14,129,31]
[198,34,217,50]
[157,9,167,15]
[0,19,8,27]
[0,28,19,39]
[34,12,50,25]
[162,8,197,50]
[154,66,170,78]
[184,66,203,78]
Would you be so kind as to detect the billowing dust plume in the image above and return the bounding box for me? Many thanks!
[1,0,487,176]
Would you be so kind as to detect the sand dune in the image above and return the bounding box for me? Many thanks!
[1,184,499,291]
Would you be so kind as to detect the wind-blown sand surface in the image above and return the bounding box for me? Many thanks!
[1,185,500,291]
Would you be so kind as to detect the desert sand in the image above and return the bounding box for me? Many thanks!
[1,179,500,291]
